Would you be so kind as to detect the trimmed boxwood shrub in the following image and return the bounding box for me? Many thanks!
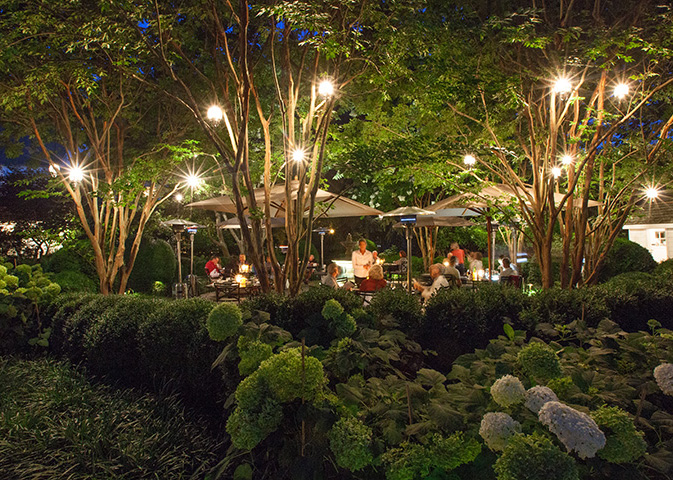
[83,296,163,384]
[43,292,98,354]
[126,239,177,294]
[654,259,673,277]
[422,284,526,371]
[597,237,656,283]
[598,276,673,331]
[51,270,98,293]
[242,292,292,328]
[62,294,124,362]
[369,287,423,333]
[520,287,609,329]
[137,298,222,407]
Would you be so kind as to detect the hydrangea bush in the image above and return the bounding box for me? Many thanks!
[490,374,526,408]
[479,412,521,451]
[538,401,606,459]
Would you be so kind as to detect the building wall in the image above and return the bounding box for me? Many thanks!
[626,226,671,263]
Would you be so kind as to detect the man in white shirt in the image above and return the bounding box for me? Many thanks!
[500,257,516,282]
[414,263,450,300]
[351,239,373,287]
[443,256,462,286]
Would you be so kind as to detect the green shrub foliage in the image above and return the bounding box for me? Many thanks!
[207,302,243,341]
[494,433,578,480]
[381,433,481,480]
[237,337,273,376]
[0,260,62,353]
[369,287,423,332]
[591,406,647,464]
[126,238,177,293]
[328,417,374,471]
[598,238,657,283]
[517,342,562,382]
[227,348,325,449]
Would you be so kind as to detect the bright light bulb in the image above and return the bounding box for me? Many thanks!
[551,166,562,178]
[614,83,630,99]
[207,105,223,123]
[463,154,476,166]
[292,148,305,163]
[186,174,201,189]
[329,228,335,234]
[175,193,184,202]
[68,165,84,183]
[318,80,334,97]
[553,78,572,94]
[561,155,573,166]
[645,186,660,200]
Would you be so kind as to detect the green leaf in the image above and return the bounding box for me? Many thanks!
[503,323,515,340]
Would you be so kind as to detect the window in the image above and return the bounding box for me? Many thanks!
[653,230,666,246]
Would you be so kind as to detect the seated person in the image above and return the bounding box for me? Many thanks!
[205,255,224,279]
[322,263,353,290]
[304,254,319,284]
[359,264,387,292]
[443,256,462,286]
[469,252,484,273]
[499,257,516,282]
[414,263,449,300]
[393,250,408,269]
[372,250,379,264]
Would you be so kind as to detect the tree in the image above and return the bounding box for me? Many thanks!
[0,0,193,293]
[117,0,412,295]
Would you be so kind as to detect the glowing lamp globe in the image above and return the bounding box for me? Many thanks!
[318,80,334,97]
[186,174,201,189]
[645,187,660,200]
[68,166,84,183]
[464,154,477,166]
[561,155,573,166]
[207,105,224,123]
[551,167,562,179]
[614,83,630,99]
[292,149,305,163]
[553,78,572,95]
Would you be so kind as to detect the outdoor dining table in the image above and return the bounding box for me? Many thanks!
[211,278,261,303]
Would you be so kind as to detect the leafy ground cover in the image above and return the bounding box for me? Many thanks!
[0,357,221,479]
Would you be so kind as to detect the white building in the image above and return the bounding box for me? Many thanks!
[623,201,673,263]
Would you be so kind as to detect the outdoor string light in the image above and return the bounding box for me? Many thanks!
[551,166,562,179]
[463,154,477,167]
[48,164,60,177]
[318,79,334,97]
[561,154,574,166]
[175,193,184,202]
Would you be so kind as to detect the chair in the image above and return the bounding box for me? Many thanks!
[502,275,521,288]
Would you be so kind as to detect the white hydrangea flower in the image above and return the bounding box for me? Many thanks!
[654,363,673,395]
[538,401,606,459]
[479,412,521,451]
[490,375,526,408]
[525,385,559,414]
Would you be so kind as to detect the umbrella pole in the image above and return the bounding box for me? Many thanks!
[176,232,183,297]
[406,225,413,293]
[320,232,325,271]
[486,216,493,281]
[190,231,196,297]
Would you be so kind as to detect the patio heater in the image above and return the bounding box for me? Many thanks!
[162,219,203,299]
[186,223,206,297]
[381,207,435,293]
[312,226,334,271]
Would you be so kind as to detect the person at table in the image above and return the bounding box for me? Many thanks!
[500,257,516,282]
[237,253,253,274]
[393,250,408,269]
[414,263,449,300]
[322,262,353,290]
[444,256,462,286]
[205,255,224,280]
[304,254,319,284]
[450,242,466,275]
[372,250,380,264]
[352,239,373,287]
[469,251,484,273]
[359,264,387,292]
